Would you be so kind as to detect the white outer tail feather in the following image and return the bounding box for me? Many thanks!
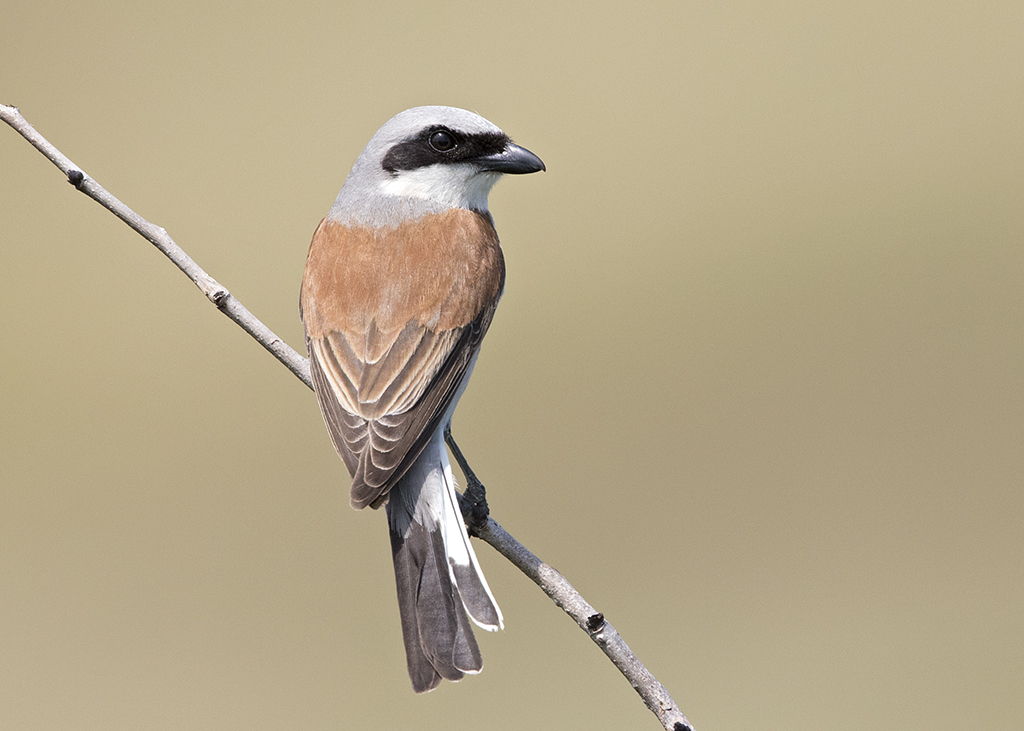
[438,446,504,632]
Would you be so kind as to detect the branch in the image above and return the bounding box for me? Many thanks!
[2,102,693,731]
[444,430,692,731]
[0,103,311,390]
[483,521,690,730]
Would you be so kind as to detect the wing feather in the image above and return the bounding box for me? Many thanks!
[309,306,495,510]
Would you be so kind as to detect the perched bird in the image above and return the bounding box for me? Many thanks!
[300,106,544,692]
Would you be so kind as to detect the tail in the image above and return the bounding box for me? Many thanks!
[384,429,502,693]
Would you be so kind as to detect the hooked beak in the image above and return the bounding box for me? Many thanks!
[474,142,546,174]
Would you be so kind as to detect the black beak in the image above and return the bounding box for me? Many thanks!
[475,142,546,174]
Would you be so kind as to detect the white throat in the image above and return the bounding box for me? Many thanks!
[379,164,502,212]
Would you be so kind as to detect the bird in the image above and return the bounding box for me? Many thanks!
[300,106,544,692]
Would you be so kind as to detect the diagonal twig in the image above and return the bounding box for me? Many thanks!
[0,103,311,389]
[444,428,691,731]
[1,101,693,731]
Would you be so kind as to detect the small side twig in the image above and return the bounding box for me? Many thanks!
[2,101,692,731]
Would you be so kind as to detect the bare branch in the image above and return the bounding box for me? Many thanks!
[0,103,311,390]
[445,430,692,731]
[2,102,692,731]
[480,519,692,731]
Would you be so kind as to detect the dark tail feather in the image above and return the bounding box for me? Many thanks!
[388,513,482,693]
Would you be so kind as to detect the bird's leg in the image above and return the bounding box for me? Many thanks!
[444,425,490,537]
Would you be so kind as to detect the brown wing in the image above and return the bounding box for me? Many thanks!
[300,210,504,510]
[308,307,495,509]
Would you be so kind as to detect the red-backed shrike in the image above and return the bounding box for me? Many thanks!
[300,107,544,692]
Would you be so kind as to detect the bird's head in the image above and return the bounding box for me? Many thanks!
[329,106,544,227]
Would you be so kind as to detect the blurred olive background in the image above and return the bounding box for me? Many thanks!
[2,2,1023,729]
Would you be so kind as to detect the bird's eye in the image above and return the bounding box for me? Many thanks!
[428,130,456,152]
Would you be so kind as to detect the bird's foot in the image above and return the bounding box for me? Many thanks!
[444,425,491,537]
